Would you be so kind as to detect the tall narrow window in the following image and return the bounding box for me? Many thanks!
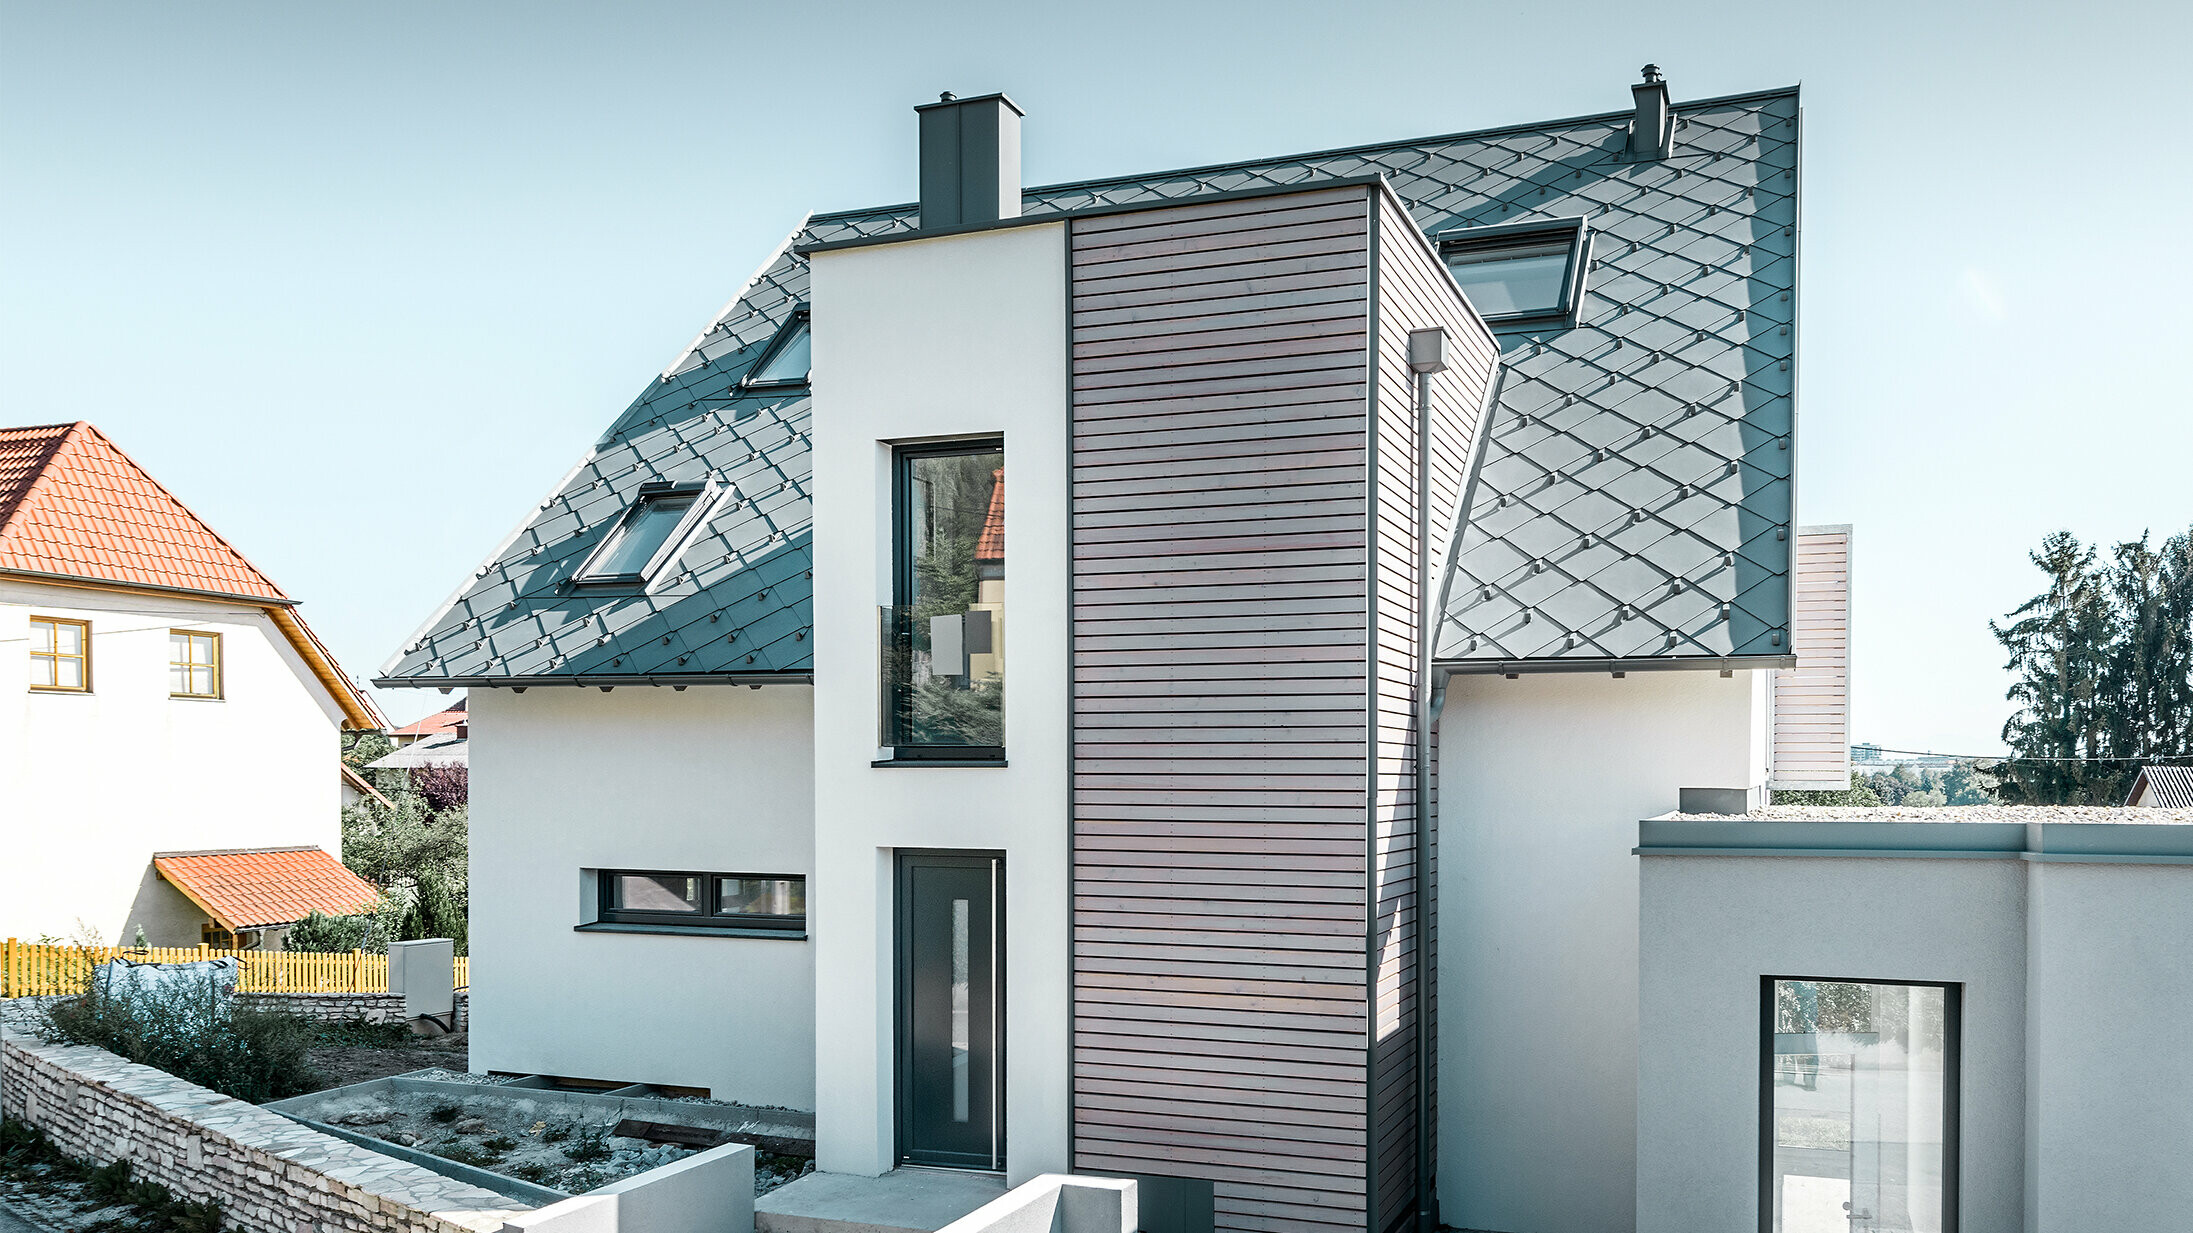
[745,312,811,388]
[883,439,1005,759]
[29,617,90,692]
[170,630,222,698]
[1764,978,1958,1233]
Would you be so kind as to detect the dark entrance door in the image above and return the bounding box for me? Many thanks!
[896,852,1002,1170]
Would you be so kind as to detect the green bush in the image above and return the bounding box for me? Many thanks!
[284,910,386,954]
[35,982,321,1105]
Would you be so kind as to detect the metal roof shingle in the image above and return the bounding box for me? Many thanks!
[381,86,1800,685]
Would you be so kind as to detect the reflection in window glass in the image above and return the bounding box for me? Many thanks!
[885,443,1005,752]
[585,493,697,580]
[614,874,704,914]
[1444,239,1573,317]
[1769,979,1953,1233]
[718,876,804,917]
[752,319,811,385]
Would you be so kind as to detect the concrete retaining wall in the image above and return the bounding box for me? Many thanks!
[500,1142,753,1233]
[0,1032,523,1233]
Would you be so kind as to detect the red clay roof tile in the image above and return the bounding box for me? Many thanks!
[153,847,381,931]
[0,421,287,600]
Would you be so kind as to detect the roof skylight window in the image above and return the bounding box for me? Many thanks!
[575,482,718,586]
[1437,218,1591,325]
[745,312,810,387]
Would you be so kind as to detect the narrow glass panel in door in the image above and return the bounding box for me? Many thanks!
[897,853,1002,1169]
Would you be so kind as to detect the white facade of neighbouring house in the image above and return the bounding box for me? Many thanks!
[0,583,350,946]
[0,421,383,948]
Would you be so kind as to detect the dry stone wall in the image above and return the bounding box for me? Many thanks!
[236,990,469,1031]
[0,1032,523,1233]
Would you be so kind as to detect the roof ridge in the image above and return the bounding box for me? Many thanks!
[69,422,292,601]
[0,421,83,540]
[154,845,328,858]
[809,85,1804,225]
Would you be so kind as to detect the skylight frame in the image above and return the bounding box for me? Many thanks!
[1432,216,1593,328]
[741,308,812,390]
[572,479,726,589]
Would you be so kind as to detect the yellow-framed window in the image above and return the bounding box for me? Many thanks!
[169,629,222,698]
[29,616,91,692]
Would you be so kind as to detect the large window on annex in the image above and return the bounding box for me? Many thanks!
[883,439,1005,760]
[1763,978,1959,1233]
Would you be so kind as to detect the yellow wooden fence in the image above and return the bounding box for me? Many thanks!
[0,940,469,999]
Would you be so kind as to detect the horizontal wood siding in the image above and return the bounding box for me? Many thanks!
[1364,195,1501,1233]
[1771,527,1853,789]
[1070,186,1375,1233]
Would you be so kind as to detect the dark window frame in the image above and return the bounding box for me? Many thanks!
[885,436,1006,764]
[593,868,807,933]
[1758,975,1962,1233]
[1433,215,1593,328]
[572,480,721,588]
[741,308,812,390]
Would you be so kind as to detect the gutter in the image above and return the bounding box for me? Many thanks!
[1439,653,1797,676]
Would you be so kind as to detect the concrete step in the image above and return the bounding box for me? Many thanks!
[758,1169,1009,1233]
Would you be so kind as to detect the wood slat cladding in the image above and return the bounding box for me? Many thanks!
[1770,526,1854,789]
[1365,193,1501,1233]
[1068,184,1497,1233]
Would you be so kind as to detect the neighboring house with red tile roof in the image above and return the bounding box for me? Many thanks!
[1,421,388,947]
[144,846,381,950]
[388,697,465,747]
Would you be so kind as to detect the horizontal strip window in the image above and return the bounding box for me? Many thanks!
[595,869,805,932]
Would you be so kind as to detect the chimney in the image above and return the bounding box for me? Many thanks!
[1627,64,1673,161]
[917,91,1024,230]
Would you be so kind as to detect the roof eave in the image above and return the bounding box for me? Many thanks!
[1438,653,1797,676]
[373,670,813,690]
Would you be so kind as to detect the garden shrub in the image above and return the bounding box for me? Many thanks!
[36,980,320,1104]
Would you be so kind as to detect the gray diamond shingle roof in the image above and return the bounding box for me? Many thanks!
[378,85,1799,687]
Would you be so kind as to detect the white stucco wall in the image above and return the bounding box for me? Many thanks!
[1435,669,1765,1233]
[808,222,1070,1184]
[2026,861,2193,1232]
[0,581,345,945]
[1635,854,2026,1233]
[465,685,817,1108]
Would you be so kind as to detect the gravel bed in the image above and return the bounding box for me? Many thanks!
[307,1080,813,1196]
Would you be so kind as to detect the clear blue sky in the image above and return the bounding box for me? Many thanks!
[5,1,2187,750]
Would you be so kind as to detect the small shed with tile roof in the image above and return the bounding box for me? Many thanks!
[150,846,380,949]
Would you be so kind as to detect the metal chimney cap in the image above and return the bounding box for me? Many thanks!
[1640,64,1664,84]
[914,90,1026,116]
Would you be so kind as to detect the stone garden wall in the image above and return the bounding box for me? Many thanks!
[0,1032,524,1233]
[236,990,469,1031]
